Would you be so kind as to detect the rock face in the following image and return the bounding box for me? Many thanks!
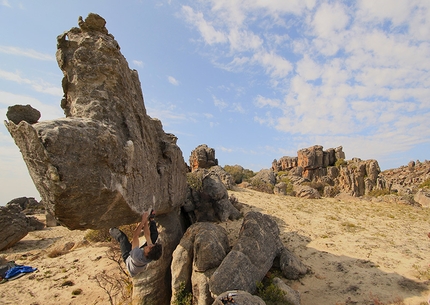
[210,212,293,295]
[186,169,241,223]
[5,13,188,230]
[189,144,218,172]
[171,222,229,305]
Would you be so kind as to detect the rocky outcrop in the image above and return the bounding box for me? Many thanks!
[5,13,188,230]
[337,158,383,197]
[186,169,241,222]
[209,212,306,296]
[189,144,218,172]
[6,104,41,125]
[209,166,234,190]
[171,222,229,305]
[170,212,304,304]
[6,197,44,215]
[271,145,387,197]
[249,169,276,194]
[380,160,430,195]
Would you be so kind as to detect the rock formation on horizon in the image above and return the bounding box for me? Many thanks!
[189,144,218,172]
[270,145,384,197]
[5,13,188,230]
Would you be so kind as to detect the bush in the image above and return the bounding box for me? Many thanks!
[419,178,430,189]
[256,276,292,305]
[85,228,111,243]
[368,189,393,197]
[278,176,294,195]
[85,224,137,243]
[173,282,193,305]
[187,171,204,192]
[335,158,347,167]
[223,165,255,184]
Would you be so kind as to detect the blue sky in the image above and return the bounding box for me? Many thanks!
[1,0,429,204]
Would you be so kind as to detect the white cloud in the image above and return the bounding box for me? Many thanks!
[212,95,228,110]
[180,0,430,164]
[311,2,349,38]
[0,69,62,96]
[167,75,179,86]
[0,46,55,61]
[1,0,11,8]
[132,60,144,67]
[296,54,322,81]
[182,6,227,45]
[254,95,280,108]
[228,28,263,52]
[253,50,292,78]
[219,146,233,153]
[356,0,411,26]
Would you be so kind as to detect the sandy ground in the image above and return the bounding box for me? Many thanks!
[1,188,429,305]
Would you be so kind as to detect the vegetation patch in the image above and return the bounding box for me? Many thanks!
[367,189,394,197]
[256,274,292,305]
[224,165,255,184]
[173,282,193,305]
[85,224,137,243]
[419,178,430,189]
[335,158,347,167]
[186,171,204,192]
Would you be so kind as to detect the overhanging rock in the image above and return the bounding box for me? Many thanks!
[5,13,188,230]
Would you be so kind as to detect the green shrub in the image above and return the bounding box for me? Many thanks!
[278,176,294,195]
[335,158,347,167]
[223,165,255,184]
[187,171,204,192]
[85,228,111,243]
[368,189,392,197]
[256,277,292,305]
[85,224,137,243]
[173,282,193,305]
[419,178,430,189]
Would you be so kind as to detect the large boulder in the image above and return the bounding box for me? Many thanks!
[212,290,266,305]
[5,13,188,230]
[209,211,283,295]
[171,222,229,305]
[250,169,276,194]
[0,204,30,250]
[187,169,241,222]
[189,144,218,172]
[209,166,234,190]
[6,104,41,125]
[414,190,430,208]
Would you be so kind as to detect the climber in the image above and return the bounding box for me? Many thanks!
[109,210,162,277]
